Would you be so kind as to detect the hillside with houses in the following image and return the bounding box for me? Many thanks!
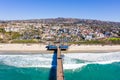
[0,18,120,44]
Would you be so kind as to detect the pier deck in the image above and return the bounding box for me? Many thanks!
[57,47,64,80]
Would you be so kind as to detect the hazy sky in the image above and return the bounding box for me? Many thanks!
[0,0,120,22]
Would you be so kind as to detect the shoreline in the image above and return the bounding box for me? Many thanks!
[0,50,119,54]
[0,44,120,54]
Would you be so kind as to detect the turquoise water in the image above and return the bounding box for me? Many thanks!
[0,52,120,80]
[0,64,50,80]
[64,63,120,80]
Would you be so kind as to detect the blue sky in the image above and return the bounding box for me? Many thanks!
[0,0,120,22]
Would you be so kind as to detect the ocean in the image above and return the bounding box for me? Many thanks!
[0,52,120,80]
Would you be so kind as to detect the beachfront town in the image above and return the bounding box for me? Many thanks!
[0,18,120,44]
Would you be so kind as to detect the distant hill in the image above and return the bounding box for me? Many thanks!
[0,18,120,27]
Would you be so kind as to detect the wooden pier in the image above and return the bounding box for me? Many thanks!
[57,47,64,80]
[46,45,68,80]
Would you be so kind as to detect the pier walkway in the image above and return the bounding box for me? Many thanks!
[57,47,64,80]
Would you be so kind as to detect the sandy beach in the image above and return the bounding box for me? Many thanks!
[67,45,120,53]
[0,44,120,53]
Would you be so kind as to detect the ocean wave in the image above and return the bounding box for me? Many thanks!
[0,52,120,70]
[0,54,53,68]
[63,60,120,70]
[63,52,120,69]
[64,52,120,62]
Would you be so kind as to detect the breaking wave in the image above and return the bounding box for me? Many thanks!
[63,52,120,69]
[0,54,53,68]
[0,52,120,70]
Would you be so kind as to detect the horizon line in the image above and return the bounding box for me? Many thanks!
[0,17,120,23]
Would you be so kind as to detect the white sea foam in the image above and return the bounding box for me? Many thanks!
[0,54,53,68]
[0,52,120,70]
[63,60,120,70]
[63,63,88,70]
[64,52,120,62]
[63,52,120,69]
